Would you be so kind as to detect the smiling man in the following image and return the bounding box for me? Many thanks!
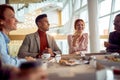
[18,14,61,58]
[104,14,120,53]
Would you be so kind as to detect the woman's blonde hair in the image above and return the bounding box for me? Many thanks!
[74,19,85,30]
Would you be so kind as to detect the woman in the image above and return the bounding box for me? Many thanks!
[68,19,88,54]
[104,14,120,53]
[0,4,34,67]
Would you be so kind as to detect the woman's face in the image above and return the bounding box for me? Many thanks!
[2,8,18,31]
[75,21,85,32]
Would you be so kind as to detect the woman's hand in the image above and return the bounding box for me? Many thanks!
[73,31,83,47]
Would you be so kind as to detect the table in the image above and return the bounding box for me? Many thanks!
[47,53,120,80]
[47,54,98,80]
[48,63,96,80]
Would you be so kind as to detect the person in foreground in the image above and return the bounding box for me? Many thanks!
[68,19,88,54]
[104,14,120,53]
[18,14,61,58]
[19,61,48,80]
[0,65,20,80]
[0,4,35,67]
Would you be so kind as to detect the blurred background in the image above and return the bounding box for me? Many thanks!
[0,0,120,56]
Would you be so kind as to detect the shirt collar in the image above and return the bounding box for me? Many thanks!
[1,32,10,43]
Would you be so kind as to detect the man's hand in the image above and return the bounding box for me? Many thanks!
[25,56,36,61]
[104,41,110,47]
[36,48,55,58]
[46,48,54,56]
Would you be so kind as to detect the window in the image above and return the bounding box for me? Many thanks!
[99,0,112,17]
[79,10,88,33]
[110,13,120,32]
[61,3,69,25]
[80,10,88,22]
[81,0,87,7]
[98,16,110,50]
[114,0,120,11]
[98,16,110,35]
[74,0,81,11]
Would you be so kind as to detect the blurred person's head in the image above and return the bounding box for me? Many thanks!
[74,19,85,33]
[114,14,120,32]
[19,61,48,80]
[0,65,20,80]
[0,4,18,34]
[35,14,50,32]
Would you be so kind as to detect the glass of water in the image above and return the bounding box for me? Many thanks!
[55,54,61,63]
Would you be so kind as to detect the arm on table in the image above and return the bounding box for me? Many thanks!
[51,36,62,55]
[0,40,26,67]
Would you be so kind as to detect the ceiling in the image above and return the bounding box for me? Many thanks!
[8,0,64,11]
[8,0,61,4]
[8,0,45,3]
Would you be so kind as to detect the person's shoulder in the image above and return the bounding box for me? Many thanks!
[46,33,55,40]
[0,32,2,36]
[46,33,53,38]
[0,32,4,43]
[67,34,73,41]
[109,31,116,35]
[0,32,3,38]
[25,32,38,37]
[83,33,88,37]
[110,31,116,33]
[68,34,73,38]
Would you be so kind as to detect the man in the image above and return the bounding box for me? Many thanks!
[104,14,120,53]
[19,61,48,80]
[18,14,61,58]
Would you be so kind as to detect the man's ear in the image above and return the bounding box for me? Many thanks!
[37,21,42,26]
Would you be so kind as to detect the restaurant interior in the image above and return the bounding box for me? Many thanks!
[0,0,120,80]
[0,0,119,55]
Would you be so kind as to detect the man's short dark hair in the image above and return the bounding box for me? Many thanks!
[116,14,120,17]
[19,61,42,70]
[35,14,47,26]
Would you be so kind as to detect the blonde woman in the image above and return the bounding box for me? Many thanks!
[68,19,88,54]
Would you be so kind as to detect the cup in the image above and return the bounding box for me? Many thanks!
[55,54,61,63]
[111,66,120,75]
[42,62,48,70]
[41,53,51,59]
[80,52,85,57]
